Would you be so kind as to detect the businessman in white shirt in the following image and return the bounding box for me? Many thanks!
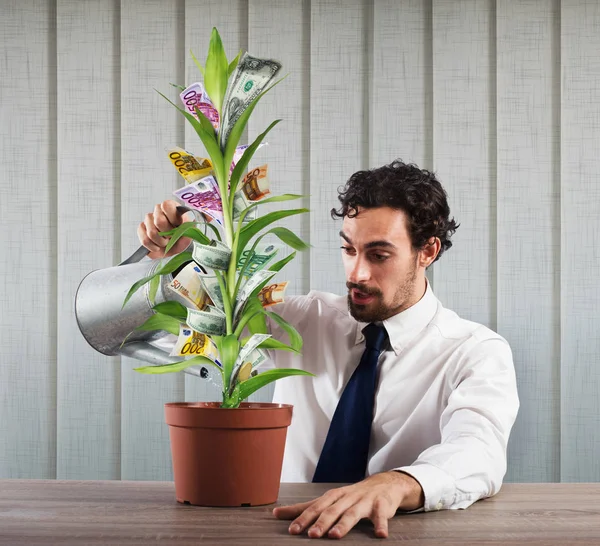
[138,160,519,540]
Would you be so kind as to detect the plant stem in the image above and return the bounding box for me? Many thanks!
[214,271,232,335]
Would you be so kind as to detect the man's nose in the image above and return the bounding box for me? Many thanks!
[348,255,371,284]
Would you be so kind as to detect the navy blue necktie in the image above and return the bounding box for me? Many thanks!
[312,323,388,483]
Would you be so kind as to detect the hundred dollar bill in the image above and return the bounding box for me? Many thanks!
[167,147,213,183]
[173,174,224,226]
[236,243,279,276]
[180,82,220,129]
[169,324,221,365]
[233,334,271,371]
[232,164,270,219]
[233,269,277,322]
[231,342,269,388]
[220,53,282,148]
[166,262,211,309]
[193,240,231,271]
[199,274,224,310]
[258,281,288,307]
[186,305,226,336]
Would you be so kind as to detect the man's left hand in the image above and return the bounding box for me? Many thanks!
[272,471,424,539]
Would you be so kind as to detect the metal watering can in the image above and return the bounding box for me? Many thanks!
[75,206,206,377]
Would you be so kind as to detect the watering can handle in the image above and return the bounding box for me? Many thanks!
[118,205,196,266]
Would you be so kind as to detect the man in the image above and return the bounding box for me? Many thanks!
[139,160,519,540]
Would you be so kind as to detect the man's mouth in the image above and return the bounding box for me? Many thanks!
[350,288,376,305]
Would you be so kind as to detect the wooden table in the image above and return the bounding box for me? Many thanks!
[0,481,599,545]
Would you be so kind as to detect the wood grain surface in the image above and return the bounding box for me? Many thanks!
[0,481,599,545]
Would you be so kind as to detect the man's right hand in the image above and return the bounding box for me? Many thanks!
[137,200,193,259]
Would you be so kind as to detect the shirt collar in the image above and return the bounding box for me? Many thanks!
[353,279,439,355]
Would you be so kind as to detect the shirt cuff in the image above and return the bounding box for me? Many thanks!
[394,463,456,512]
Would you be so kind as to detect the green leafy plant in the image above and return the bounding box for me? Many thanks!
[123,28,312,408]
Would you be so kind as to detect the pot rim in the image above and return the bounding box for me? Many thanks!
[165,402,293,410]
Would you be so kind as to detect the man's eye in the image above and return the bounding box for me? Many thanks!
[372,254,389,262]
[341,246,354,254]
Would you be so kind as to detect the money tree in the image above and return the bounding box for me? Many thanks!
[123,28,312,408]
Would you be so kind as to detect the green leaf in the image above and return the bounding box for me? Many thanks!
[238,208,309,253]
[148,275,160,305]
[248,193,305,207]
[234,295,267,336]
[238,368,314,400]
[228,50,242,78]
[203,27,228,114]
[223,75,287,175]
[194,105,218,137]
[220,334,241,391]
[156,90,223,169]
[190,49,205,77]
[123,251,193,309]
[229,119,281,196]
[266,310,303,352]
[134,312,182,336]
[134,354,221,375]
[269,251,296,272]
[247,309,268,335]
[152,301,188,320]
[169,82,186,91]
[255,337,300,353]
[264,227,310,251]
[161,222,210,254]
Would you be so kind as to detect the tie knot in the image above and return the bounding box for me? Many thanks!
[362,323,388,352]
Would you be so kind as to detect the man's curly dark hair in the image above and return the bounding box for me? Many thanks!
[331,160,459,263]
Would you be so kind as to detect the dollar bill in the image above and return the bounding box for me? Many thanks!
[166,262,211,309]
[232,164,270,219]
[199,274,224,310]
[180,82,220,129]
[233,269,277,322]
[234,334,271,370]
[167,147,213,183]
[186,305,226,336]
[230,342,269,388]
[236,243,279,276]
[169,324,221,366]
[258,281,288,307]
[173,174,224,226]
[192,240,231,271]
[220,53,282,148]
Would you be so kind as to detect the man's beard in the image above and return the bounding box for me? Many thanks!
[347,261,418,323]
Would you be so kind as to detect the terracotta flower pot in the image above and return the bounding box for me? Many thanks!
[164,402,293,507]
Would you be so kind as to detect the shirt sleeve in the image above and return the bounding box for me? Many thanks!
[395,335,520,511]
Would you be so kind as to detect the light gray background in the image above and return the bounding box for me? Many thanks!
[1,0,598,484]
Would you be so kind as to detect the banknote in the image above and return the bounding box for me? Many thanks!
[169,324,221,365]
[236,243,279,276]
[233,269,277,321]
[230,142,267,174]
[186,305,226,336]
[257,281,288,307]
[232,165,270,219]
[180,82,220,130]
[166,262,212,309]
[231,340,270,388]
[192,240,231,271]
[173,174,224,225]
[233,334,271,371]
[220,53,282,148]
[167,147,213,183]
[199,274,224,310]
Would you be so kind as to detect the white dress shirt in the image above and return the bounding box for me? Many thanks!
[266,281,519,511]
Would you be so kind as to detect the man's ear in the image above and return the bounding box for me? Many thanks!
[418,237,440,268]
